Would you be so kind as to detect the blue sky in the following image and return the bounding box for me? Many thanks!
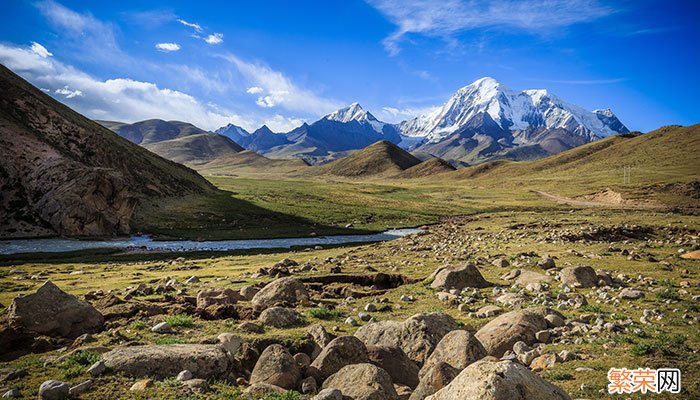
[0,0,698,132]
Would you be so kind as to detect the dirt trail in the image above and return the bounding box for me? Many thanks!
[534,190,663,209]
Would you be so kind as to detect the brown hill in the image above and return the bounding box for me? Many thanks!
[315,140,421,177]
[395,157,456,179]
[195,150,310,175]
[0,65,214,238]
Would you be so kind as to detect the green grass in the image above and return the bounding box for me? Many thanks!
[163,314,194,328]
[656,288,681,301]
[155,338,191,345]
[308,307,345,320]
[57,351,101,379]
[631,334,689,357]
[579,304,604,313]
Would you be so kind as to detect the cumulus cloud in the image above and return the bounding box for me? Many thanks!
[262,114,305,132]
[205,33,224,45]
[222,53,341,115]
[367,0,613,55]
[246,86,264,94]
[30,42,53,58]
[55,85,83,98]
[155,42,181,52]
[177,18,202,32]
[378,105,440,123]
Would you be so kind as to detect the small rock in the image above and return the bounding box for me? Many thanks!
[182,378,209,392]
[345,317,358,326]
[239,321,264,333]
[475,305,502,318]
[151,322,171,333]
[294,353,311,369]
[314,388,343,400]
[358,312,372,321]
[619,288,644,300]
[530,353,558,371]
[2,389,20,398]
[217,332,242,356]
[39,380,70,400]
[177,370,193,381]
[86,360,106,377]
[186,276,200,284]
[365,303,377,312]
[130,378,154,391]
[68,380,93,396]
[301,376,317,394]
[492,258,510,268]
[535,330,551,343]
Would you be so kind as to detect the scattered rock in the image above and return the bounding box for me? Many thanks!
[367,345,420,389]
[323,363,399,400]
[182,378,209,392]
[250,344,301,390]
[425,359,570,400]
[475,305,503,318]
[243,383,287,398]
[239,286,260,301]
[492,258,510,268]
[559,266,598,288]
[150,322,171,334]
[177,370,193,381]
[314,388,343,400]
[294,353,311,369]
[301,376,317,394]
[619,288,644,300]
[68,380,92,396]
[217,332,242,356]
[355,313,458,364]
[8,281,103,338]
[535,330,551,343]
[196,288,238,309]
[420,330,486,380]
[512,270,553,291]
[474,308,561,357]
[537,257,556,269]
[310,335,369,382]
[530,353,558,371]
[103,344,229,379]
[251,277,309,311]
[495,293,528,307]
[258,307,303,328]
[38,380,69,400]
[2,388,20,398]
[129,379,153,391]
[307,324,336,360]
[430,264,490,290]
[86,360,105,377]
[239,321,264,334]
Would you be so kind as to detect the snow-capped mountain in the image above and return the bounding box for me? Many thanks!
[399,77,628,144]
[325,102,390,135]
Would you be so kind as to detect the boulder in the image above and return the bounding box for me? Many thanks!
[474,308,561,357]
[559,266,598,288]
[8,281,103,337]
[495,293,528,307]
[103,344,229,379]
[355,313,458,365]
[307,324,336,360]
[513,270,553,292]
[239,286,260,301]
[475,305,502,318]
[409,362,458,400]
[419,330,486,379]
[430,264,489,291]
[367,345,420,389]
[323,363,399,400]
[243,383,287,398]
[250,344,301,390]
[314,388,343,400]
[258,307,303,328]
[251,277,309,311]
[619,288,644,300]
[196,288,239,309]
[38,380,69,400]
[310,336,369,382]
[425,359,570,400]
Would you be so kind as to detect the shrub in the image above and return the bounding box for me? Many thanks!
[164,314,194,328]
[308,308,344,320]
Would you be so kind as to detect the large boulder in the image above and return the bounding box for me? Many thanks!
[425,358,571,400]
[196,288,239,309]
[367,345,420,389]
[323,363,399,400]
[103,344,229,379]
[258,307,303,328]
[252,277,309,311]
[475,308,561,357]
[310,336,369,382]
[355,313,458,365]
[513,270,553,291]
[7,281,103,337]
[409,362,459,400]
[250,344,301,390]
[419,330,486,379]
[430,265,489,291]
[559,266,598,288]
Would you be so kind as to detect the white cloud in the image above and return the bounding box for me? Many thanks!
[155,42,181,52]
[55,85,83,98]
[367,0,613,55]
[378,105,440,123]
[205,33,224,45]
[177,18,202,32]
[262,114,305,132]
[0,42,249,131]
[246,86,264,94]
[30,42,53,58]
[222,53,341,115]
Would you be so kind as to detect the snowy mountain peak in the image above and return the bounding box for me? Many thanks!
[398,78,628,143]
[326,102,377,123]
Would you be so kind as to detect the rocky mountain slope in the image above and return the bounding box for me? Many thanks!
[0,65,215,238]
[399,77,628,165]
[99,119,243,166]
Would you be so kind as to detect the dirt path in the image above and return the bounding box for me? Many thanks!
[534,190,662,209]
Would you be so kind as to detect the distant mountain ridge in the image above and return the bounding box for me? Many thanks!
[98,119,243,165]
[216,77,628,166]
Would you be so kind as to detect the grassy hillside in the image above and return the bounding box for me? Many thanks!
[313,140,421,177]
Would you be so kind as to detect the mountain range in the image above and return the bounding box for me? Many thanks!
[208,77,629,166]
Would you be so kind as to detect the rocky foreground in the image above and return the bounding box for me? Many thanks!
[0,209,698,399]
